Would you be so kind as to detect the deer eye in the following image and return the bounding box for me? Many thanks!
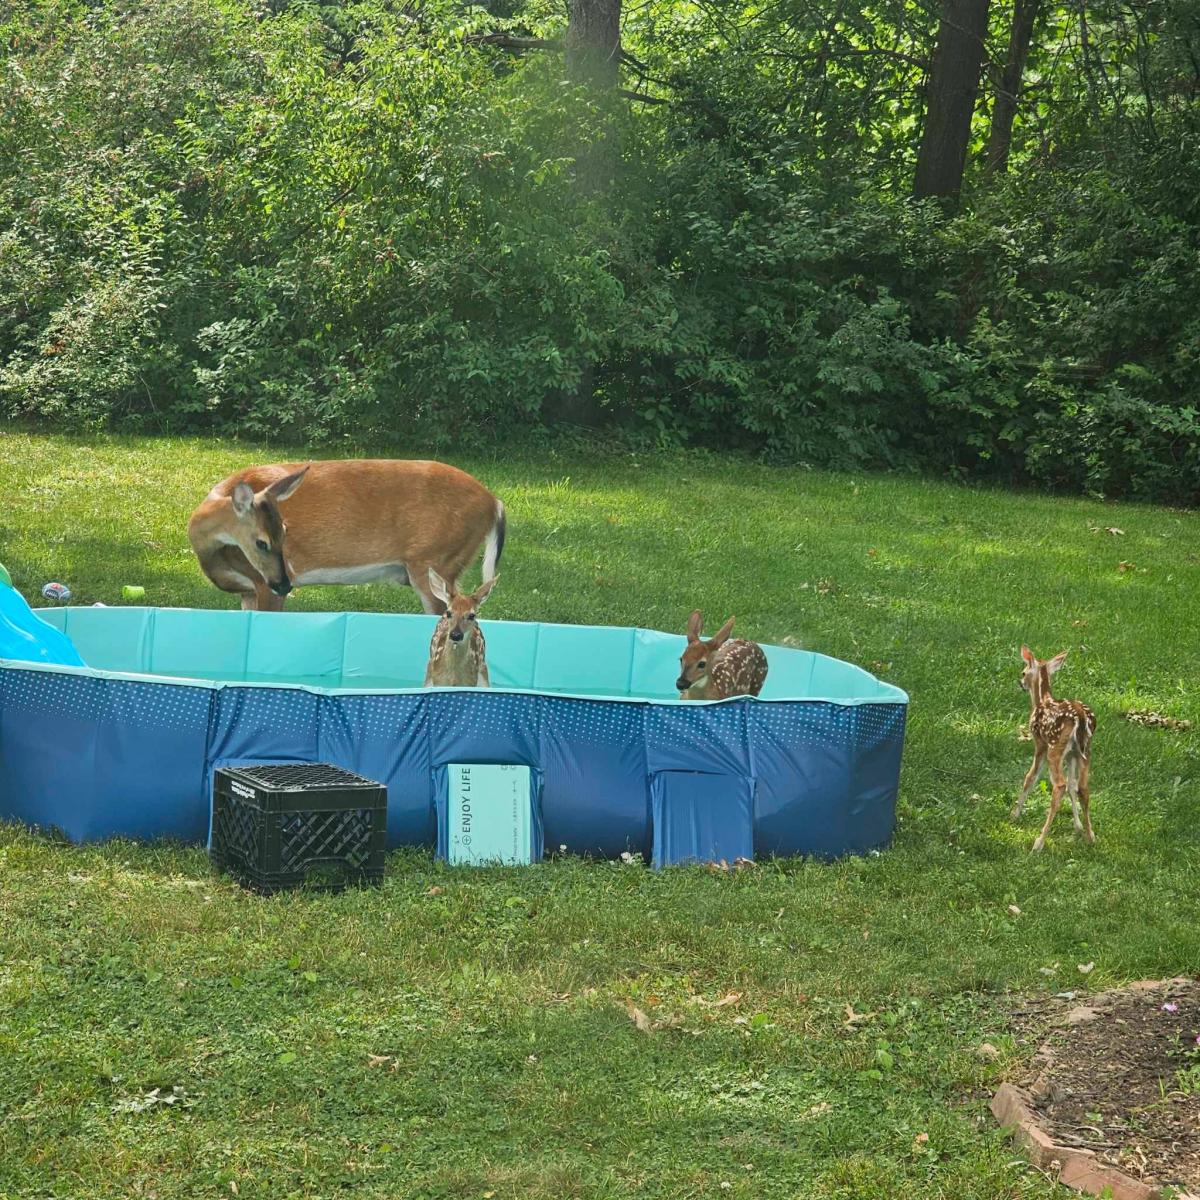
[697,660,707,669]
[255,539,270,552]
[467,613,476,621]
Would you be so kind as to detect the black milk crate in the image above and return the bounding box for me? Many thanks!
[211,764,387,894]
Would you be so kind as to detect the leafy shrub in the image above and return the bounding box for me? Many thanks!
[1,0,1197,502]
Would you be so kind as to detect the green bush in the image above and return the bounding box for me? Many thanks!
[1,0,1197,502]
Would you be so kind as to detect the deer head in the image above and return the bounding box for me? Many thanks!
[1020,645,1068,701]
[227,466,309,596]
[676,610,736,695]
[428,570,496,645]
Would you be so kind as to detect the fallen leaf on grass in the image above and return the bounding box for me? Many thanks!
[624,1000,653,1032]
[424,885,444,896]
[844,1003,878,1028]
[1039,963,1060,975]
[1007,904,1021,916]
[1017,726,1033,742]
[913,1132,929,1150]
[1078,961,1095,974]
[366,1054,395,1069]
[1116,561,1135,573]
[1124,710,1192,732]
[623,1000,686,1034]
[977,1043,1000,1061]
[697,992,743,1009]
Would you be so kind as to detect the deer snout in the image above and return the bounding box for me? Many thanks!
[675,675,690,692]
[449,629,465,643]
[270,577,292,597]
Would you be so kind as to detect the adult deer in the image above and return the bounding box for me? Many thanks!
[1012,645,1097,851]
[187,460,505,613]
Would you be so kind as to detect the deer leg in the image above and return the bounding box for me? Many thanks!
[1076,757,1096,844]
[1012,748,1045,821]
[1062,755,1082,833]
[248,580,287,613]
[1031,751,1067,852]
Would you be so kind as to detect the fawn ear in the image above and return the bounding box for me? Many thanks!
[267,464,308,504]
[686,610,703,642]
[712,616,736,647]
[1046,649,1069,674]
[1020,645,1035,665]
[473,575,497,606]
[427,568,452,607]
[231,482,255,518]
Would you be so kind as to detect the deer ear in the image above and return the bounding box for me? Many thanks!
[1020,645,1034,665]
[712,616,736,646]
[427,568,452,607]
[267,465,308,504]
[686,610,703,642]
[231,482,255,518]
[473,575,497,606]
[1047,649,1069,674]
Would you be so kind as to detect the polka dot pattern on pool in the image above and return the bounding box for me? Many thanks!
[1,611,908,857]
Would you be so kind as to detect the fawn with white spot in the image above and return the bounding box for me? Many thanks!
[676,611,769,700]
[423,570,496,687]
[1013,645,1096,851]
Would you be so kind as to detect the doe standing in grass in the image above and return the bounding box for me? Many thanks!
[187,459,505,614]
[1012,645,1096,851]
[424,569,496,688]
[676,610,769,700]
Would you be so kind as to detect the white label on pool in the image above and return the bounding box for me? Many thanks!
[446,764,533,866]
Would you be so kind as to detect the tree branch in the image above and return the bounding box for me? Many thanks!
[617,88,674,105]
[464,32,560,50]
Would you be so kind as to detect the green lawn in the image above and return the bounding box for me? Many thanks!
[0,429,1197,1200]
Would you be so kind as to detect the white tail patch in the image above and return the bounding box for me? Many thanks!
[482,499,506,582]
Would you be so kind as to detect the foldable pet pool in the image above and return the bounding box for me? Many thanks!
[0,607,907,861]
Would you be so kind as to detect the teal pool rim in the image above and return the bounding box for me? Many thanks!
[13,606,910,708]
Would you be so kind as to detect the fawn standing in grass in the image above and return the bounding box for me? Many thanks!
[676,611,769,700]
[1013,645,1097,851]
[424,569,496,687]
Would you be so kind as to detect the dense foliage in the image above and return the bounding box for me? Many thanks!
[2,0,1198,500]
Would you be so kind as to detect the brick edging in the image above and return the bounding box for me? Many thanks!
[990,1083,1162,1200]
[990,977,1197,1200]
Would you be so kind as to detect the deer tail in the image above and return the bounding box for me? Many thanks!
[482,499,506,582]
[1069,710,1095,762]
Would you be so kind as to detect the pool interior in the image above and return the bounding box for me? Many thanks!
[31,607,907,704]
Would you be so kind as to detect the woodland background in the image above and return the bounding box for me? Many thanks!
[2,0,1199,500]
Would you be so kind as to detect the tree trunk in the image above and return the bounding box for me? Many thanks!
[565,0,621,90]
[913,0,992,199]
[984,0,1042,172]
[547,0,621,427]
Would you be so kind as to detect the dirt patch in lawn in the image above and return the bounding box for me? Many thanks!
[1010,978,1200,1194]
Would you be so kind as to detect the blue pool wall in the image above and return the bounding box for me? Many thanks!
[0,608,908,860]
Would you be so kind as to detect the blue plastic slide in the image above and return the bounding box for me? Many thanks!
[0,577,85,667]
